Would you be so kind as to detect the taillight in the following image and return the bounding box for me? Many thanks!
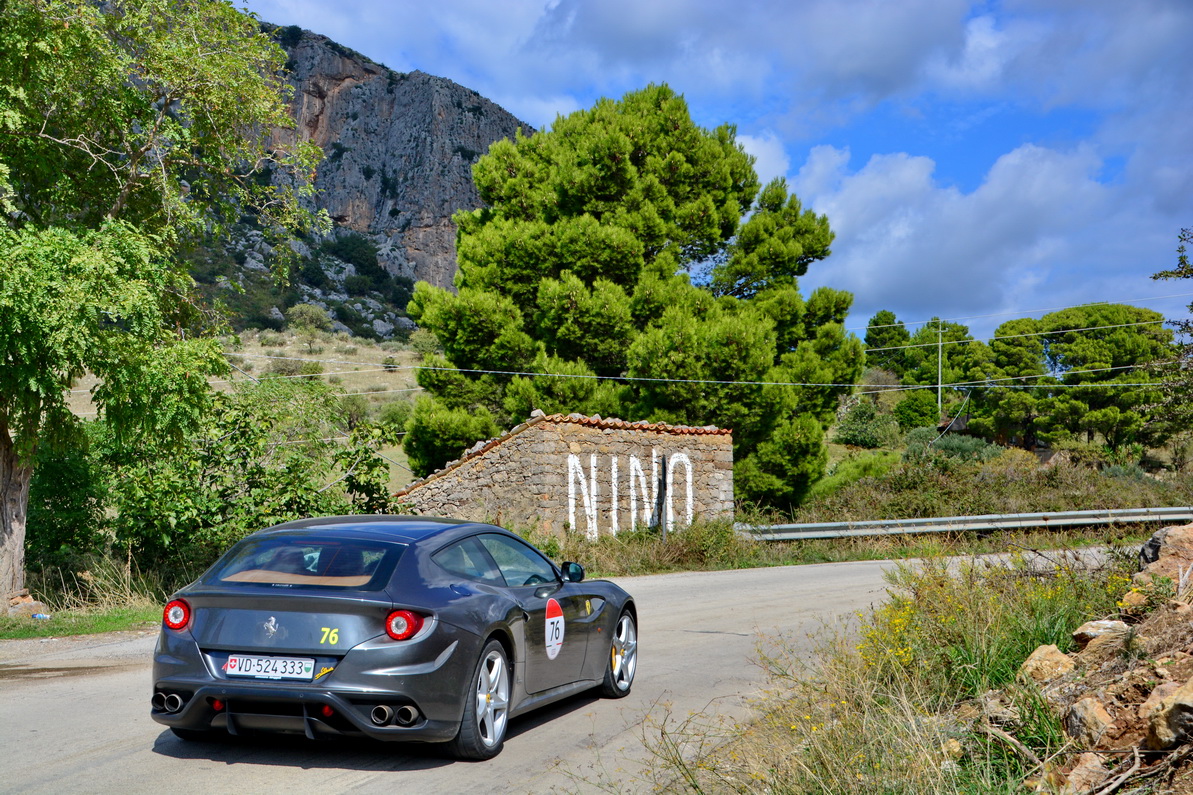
[385,609,424,640]
[163,599,191,630]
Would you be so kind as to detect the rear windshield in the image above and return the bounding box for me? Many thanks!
[205,536,405,591]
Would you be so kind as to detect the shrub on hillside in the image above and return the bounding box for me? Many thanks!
[904,427,1002,462]
[322,232,379,272]
[344,274,373,296]
[893,389,938,430]
[834,400,900,448]
[378,400,412,429]
[807,450,901,502]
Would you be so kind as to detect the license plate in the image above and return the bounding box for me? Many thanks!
[224,654,315,680]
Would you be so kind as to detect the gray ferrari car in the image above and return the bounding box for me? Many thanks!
[150,515,637,759]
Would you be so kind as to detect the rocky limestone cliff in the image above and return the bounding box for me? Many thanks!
[270,28,533,289]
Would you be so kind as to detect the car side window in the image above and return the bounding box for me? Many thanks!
[476,534,558,588]
[432,537,504,585]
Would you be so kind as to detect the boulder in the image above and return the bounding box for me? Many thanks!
[1061,752,1108,794]
[1147,677,1193,749]
[1019,644,1076,684]
[1142,681,1182,718]
[1136,523,1193,584]
[1064,697,1114,748]
[1072,620,1130,650]
[7,599,50,618]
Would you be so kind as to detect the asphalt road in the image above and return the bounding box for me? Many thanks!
[0,560,898,794]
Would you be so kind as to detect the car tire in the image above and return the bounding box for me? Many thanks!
[600,610,637,698]
[449,639,511,760]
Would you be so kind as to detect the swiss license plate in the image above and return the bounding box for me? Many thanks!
[225,654,315,680]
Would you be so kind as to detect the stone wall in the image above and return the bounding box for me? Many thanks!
[395,412,734,536]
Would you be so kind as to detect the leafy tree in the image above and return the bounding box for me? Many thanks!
[407,85,862,509]
[286,303,331,353]
[25,424,109,569]
[899,318,992,391]
[404,397,500,477]
[966,318,1048,447]
[0,0,321,242]
[0,0,320,594]
[707,178,833,299]
[1034,304,1173,449]
[1150,227,1193,427]
[864,310,911,374]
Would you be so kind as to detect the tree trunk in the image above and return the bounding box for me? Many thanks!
[0,430,32,598]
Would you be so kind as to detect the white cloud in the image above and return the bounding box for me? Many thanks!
[737,133,791,187]
[791,142,1179,337]
[924,15,1013,92]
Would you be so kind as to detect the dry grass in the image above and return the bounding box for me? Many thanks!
[27,549,169,611]
[589,548,1139,794]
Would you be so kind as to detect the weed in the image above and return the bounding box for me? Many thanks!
[611,548,1138,794]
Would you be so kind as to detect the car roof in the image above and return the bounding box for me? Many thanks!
[253,515,501,545]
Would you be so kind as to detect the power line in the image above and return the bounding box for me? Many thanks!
[851,290,1193,333]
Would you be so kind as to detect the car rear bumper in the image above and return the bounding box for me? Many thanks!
[151,625,477,743]
[149,681,460,742]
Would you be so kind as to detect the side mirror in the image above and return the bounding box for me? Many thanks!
[560,561,585,583]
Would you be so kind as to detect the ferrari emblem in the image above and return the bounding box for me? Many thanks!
[263,616,278,639]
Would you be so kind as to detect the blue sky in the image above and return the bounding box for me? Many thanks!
[243,0,1193,340]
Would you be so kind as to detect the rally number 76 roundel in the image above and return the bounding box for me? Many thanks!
[545,598,564,660]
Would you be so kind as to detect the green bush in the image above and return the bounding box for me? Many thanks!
[344,274,373,296]
[266,357,303,376]
[833,400,900,448]
[339,393,370,429]
[390,276,414,309]
[904,427,1001,462]
[322,232,379,272]
[378,400,412,429]
[297,260,328,288]
[892,389,938,430]
[1103,464,1147,480]
[932,433,1002,461]
[108,380,399,573]
[409,328,440,356]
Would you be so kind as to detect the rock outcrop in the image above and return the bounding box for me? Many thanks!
[270,27,533,289]
[1009,523,1193,791]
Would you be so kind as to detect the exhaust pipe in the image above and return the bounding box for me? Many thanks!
[370,705,394,726]
[394,705,419,726]
[163,693,184,713]
[151,692,167,712]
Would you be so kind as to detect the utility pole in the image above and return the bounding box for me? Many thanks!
[937,319,943,418]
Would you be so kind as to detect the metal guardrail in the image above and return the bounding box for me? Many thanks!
[735,506,1193,541]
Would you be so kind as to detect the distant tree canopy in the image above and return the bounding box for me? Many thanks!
[862,303,1175,451]
[1150,227,1193,429]
[407,85,863,510]
[0,0,323,594]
